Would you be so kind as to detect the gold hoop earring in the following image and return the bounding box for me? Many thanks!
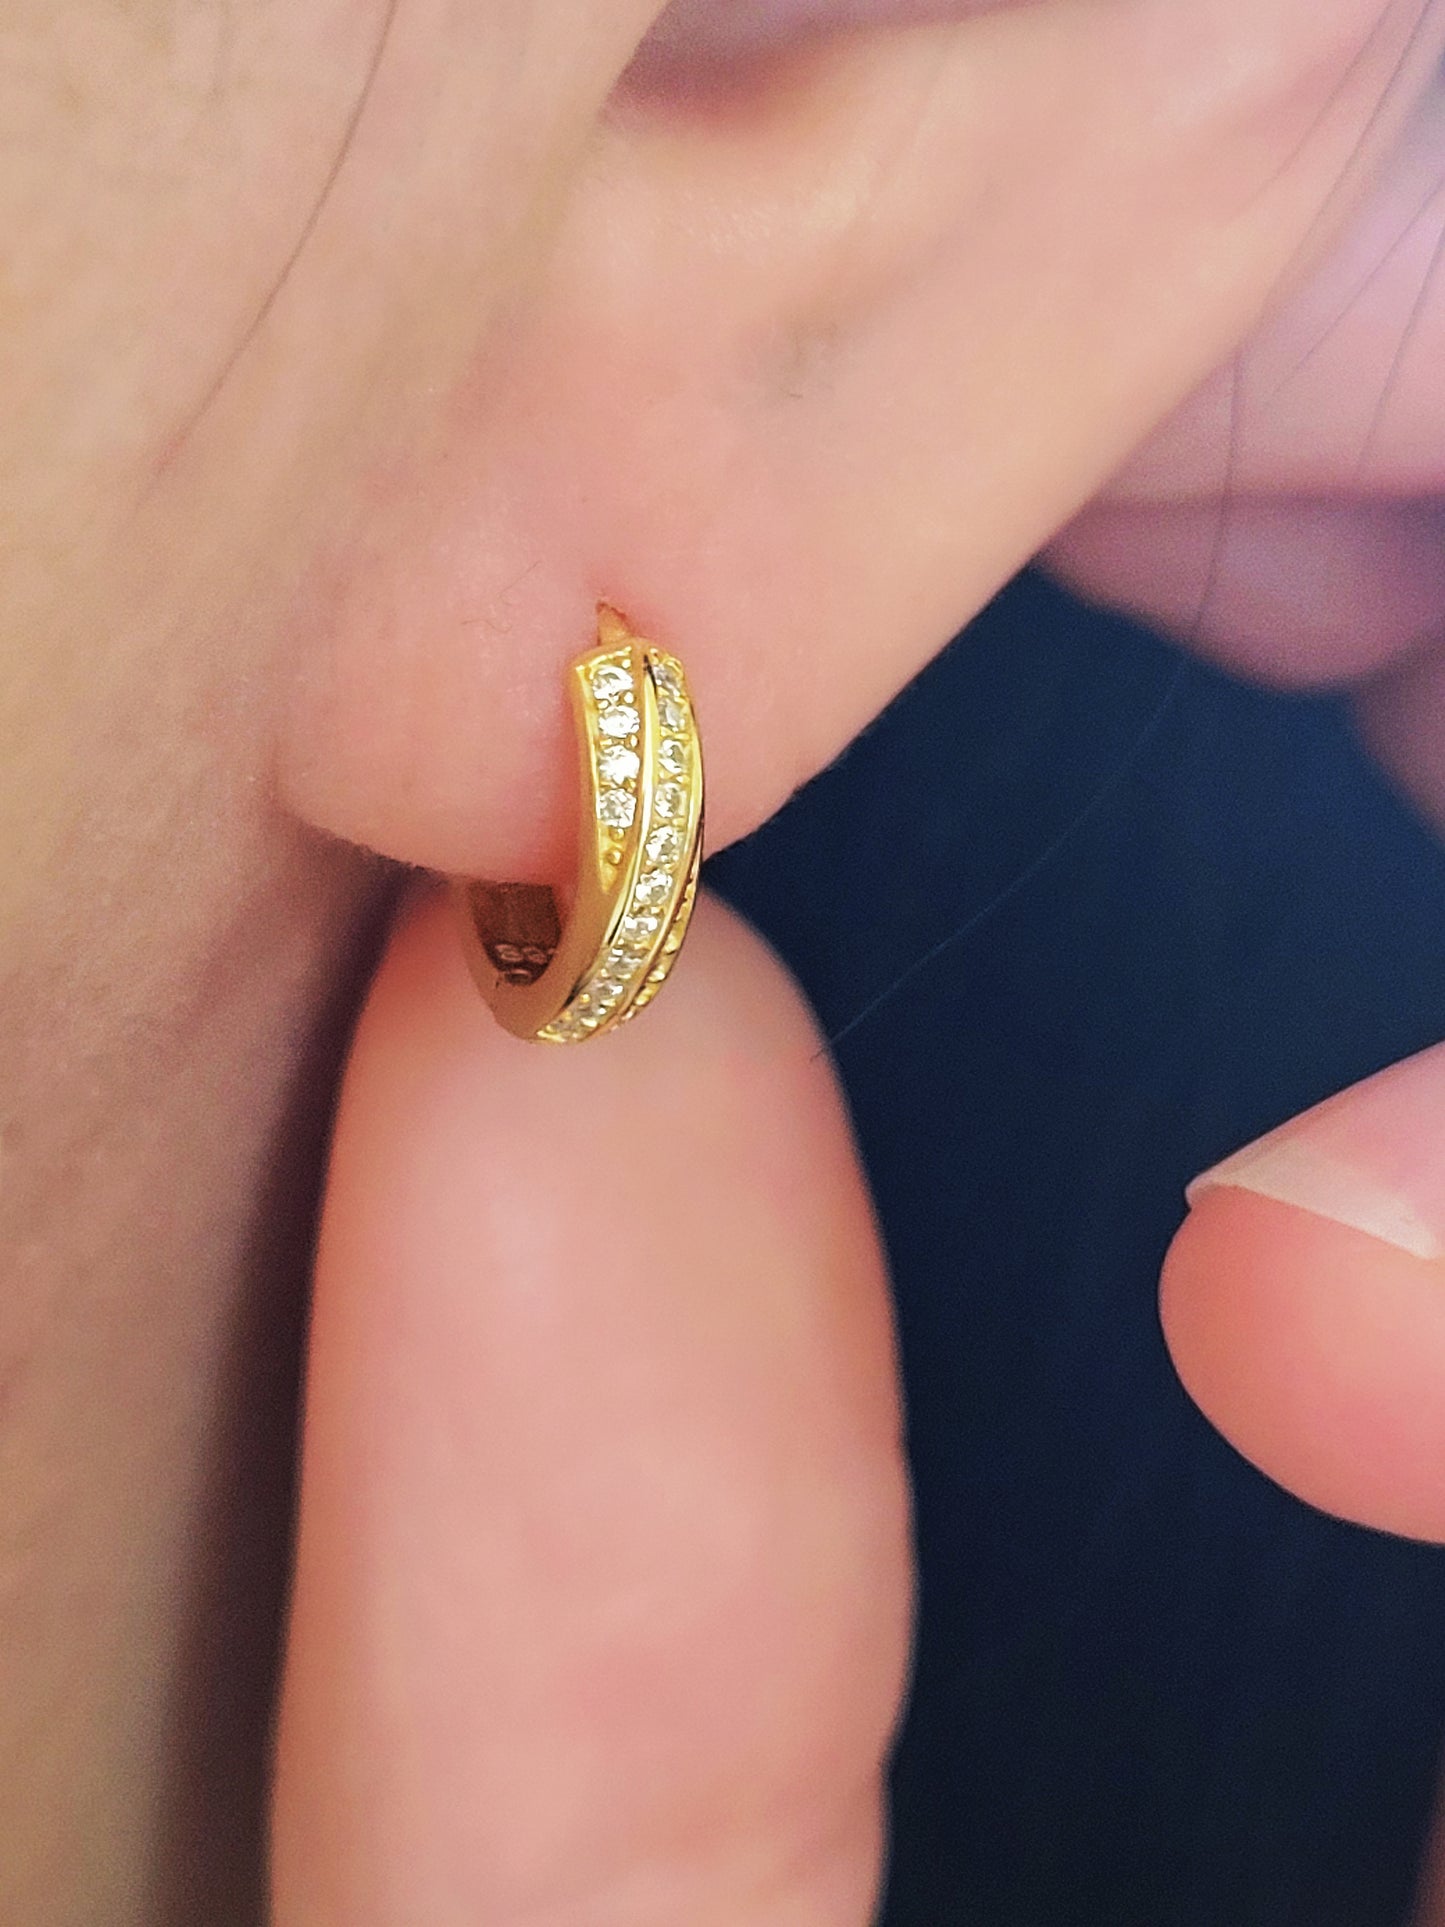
[452,604,704,1042]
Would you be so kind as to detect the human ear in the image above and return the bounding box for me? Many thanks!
[269,0,1442,879]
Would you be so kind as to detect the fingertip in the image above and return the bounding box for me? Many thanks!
[1162,1187,1445,1542]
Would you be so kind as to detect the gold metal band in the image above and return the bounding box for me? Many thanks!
[452,604,704,1042]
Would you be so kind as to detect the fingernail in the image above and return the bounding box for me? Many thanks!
[1185,1041,1445,1262]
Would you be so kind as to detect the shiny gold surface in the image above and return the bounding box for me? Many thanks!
[453,605,703,1042]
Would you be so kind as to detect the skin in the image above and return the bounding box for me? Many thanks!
[2,0,1445,1919]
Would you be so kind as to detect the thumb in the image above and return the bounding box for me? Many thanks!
[1162,1040,1445,1543]
[270,884,911,1923]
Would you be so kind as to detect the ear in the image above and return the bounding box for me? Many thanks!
[251,0,1434,879]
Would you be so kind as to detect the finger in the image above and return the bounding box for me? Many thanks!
[1356,633,1445,835]
[1161,1040,1445,1541]
[1047,494,1445,687]
[271,886,911,1924]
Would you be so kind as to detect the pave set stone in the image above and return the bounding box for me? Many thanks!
[585,652,645,870]
[541,648,698,1041]
[599,745,640,786]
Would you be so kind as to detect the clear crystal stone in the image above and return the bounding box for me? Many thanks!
[658,696,688,732]
[653,782,685,820]
[646,826,681,865]
[597,788,636,829]
[650,658,682,694]
[591,662,632,698]
[634,869,671,906]
[599,745,640,785]
[598,706,639,738]
[659,739,689,778]
[619,913,660,951]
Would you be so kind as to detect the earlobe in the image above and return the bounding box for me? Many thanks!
[274,0,1437,886]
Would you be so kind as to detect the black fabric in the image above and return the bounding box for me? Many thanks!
[707,570,1445,1927]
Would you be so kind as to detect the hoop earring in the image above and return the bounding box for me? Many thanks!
[452,604,703,1042]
